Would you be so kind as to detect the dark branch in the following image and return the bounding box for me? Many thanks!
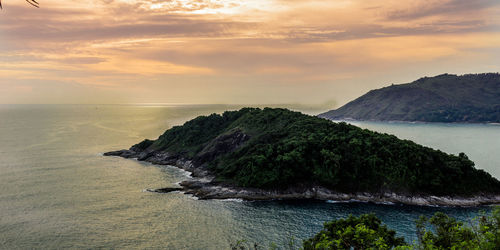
[26,0,39,8]
[0,0,40,10]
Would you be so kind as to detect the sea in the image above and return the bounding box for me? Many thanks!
[1,104,499,249]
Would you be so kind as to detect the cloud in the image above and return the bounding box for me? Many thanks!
[385,0,500,20]
[0,7,256,44]
[0,0,499,104]
[59,57,106,64]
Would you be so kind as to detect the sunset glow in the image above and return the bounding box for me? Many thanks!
[1,0,499,106]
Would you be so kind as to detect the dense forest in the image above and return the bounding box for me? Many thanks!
[132,107,500,196]
[319,73,500,123]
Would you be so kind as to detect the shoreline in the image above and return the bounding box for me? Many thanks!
[177,180,500,207]
[104,149,500,207]
[320,117,500,126]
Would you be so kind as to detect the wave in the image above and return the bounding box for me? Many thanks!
[184,193,199,200]
[325,200,350,204]
[219,198,244,203]
[326,199,393,205]
[164,165,192,178]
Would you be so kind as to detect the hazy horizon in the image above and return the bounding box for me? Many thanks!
[1,0,499,105]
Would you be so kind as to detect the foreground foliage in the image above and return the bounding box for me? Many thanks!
[144,107,500,196]
[303,214,406,249]
[304,207,500,249]
[416,208,500,249]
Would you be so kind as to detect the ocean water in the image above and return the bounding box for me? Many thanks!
[0,104,498,249]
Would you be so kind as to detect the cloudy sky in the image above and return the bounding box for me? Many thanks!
[1,0,499,108]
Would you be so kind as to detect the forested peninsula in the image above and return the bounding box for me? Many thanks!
[319,73,500,123]
[105,108,500,206]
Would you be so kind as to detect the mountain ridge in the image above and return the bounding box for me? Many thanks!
[319,73,500,123]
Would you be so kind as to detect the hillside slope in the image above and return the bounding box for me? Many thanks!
[319,73,500,122]
[106,108,500,198]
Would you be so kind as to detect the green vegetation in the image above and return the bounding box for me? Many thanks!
[320,73,500,123]
[415,208,500,249]
[140,107,500,196]
[304,207,500,249]
[229,207,500,249]
[303,214,406,249]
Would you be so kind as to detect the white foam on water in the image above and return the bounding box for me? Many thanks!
[374,201,396,205]
[219,198,244,202]
[165,165,192,178]
[326,200,349,204]
[184,193,199,200]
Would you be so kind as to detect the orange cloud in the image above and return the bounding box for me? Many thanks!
[0,0,499,104]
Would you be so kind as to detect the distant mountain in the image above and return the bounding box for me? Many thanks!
[319,73,500,123]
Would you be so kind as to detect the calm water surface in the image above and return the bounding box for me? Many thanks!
[0,105,498,249]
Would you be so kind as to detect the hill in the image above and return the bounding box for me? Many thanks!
[105,108,500,205]
[319,73,500,122]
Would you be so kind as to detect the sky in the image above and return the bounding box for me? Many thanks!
[1,0,499,108]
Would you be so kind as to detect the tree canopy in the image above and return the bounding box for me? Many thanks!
[303,208,500,249]
[138,107,500,196]
[303,214,406,249]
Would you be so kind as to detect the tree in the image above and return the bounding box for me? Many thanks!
[303,207,500,249]
[0,0,39,9]
[303,214,406,249]
[416,207,500,249]
[416,212,477,249]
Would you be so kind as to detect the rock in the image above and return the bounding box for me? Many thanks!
[146,187,183,193]
[194,129,249,165]
[137,150,155,161]
[103,149,137,158]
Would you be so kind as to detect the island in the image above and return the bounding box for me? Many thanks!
[319,73,500,123]
[105,107,500,206]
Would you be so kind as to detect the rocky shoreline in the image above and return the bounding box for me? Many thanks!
[104,148,500,207]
